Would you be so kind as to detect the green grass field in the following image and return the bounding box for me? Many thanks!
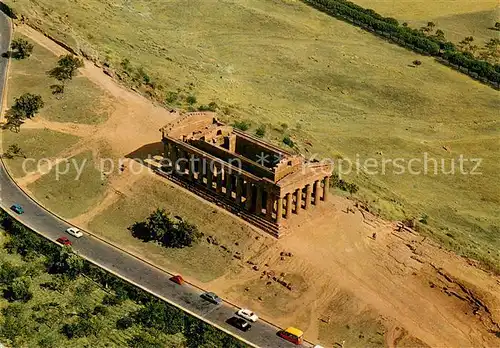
[5,0,500,271]
[6,34,108,124]
[27,151,108,219]
[0,230,185,347]
[1,128,80,178]
[88,176,256,283]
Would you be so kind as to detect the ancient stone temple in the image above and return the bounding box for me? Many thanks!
[159,112,333,237]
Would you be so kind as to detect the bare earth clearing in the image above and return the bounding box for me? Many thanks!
[2,25,499,348]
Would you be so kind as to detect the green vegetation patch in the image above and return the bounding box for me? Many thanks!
[0,229,184,348]
[1,128,80,178]
[27,151,107,219]
[7,34,108,124]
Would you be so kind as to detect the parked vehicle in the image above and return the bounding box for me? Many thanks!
[237,308,258,322]
[66,227,83,238]
[56,236,72,246]
[200,291,222,305]
[10,203,24,214]
[278,327,304,345]
[170,275,184,285]
[226,317,251,332]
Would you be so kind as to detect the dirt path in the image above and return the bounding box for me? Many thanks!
[208,196,500,347]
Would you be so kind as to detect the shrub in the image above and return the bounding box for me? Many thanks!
[186,95,197,105]
[282,135,294,147]
[4,277,33,302]
[165,91,178,104]
[233,120,250,131]
[116,316,134,330]
[93,305,108,316]
[413,60,422,66]
[255,125,266,138]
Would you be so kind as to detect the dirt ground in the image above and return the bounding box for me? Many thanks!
[5,24,500,348]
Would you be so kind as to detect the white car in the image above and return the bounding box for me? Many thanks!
[66,227,83,238]
[237,308,258,322]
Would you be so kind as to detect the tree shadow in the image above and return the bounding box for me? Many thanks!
[0,3,17,19]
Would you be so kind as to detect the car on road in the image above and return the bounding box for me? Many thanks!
[200,291,222,305]
[237,308,259,322]
[10,203,24,214]
[56,236,72,246]
[226,316,251,332]
[66,227,83,238]
[170,275,184,285]
[278,327,304,345]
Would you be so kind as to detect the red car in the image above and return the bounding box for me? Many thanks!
[56,236,72,246]
[170,275,184,285]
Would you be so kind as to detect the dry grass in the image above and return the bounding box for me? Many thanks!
[350,0,499,44]
[1,128,80,178]
[27,151,109,219]
[6,34,108,124]
[87,175,259,283]
[5,0,500,270]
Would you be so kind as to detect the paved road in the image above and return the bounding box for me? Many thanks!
[0,11,312,348]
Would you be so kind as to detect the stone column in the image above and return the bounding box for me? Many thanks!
[236,176,244,204]
[304,184,312,210]
[276,196,283,223]
[169,144,178,172]
[188,155,196,182]
[206,164,213,190]
[245,182,253,211]
[216,167,223,194]
[266,194,273,221]
[255,186,263,215]
[323,176,330,202]
[313,180,321,205]
[295,188,302,214]
[285,193,292,218]
[178,149,187,175]
[225,172,232,199]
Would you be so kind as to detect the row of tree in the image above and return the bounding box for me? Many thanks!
[3,38,84,132]
[129,208,202,248]
[0,210,243,347]
[303,0,500,86]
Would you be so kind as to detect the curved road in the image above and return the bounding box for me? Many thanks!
[0,10,312,348]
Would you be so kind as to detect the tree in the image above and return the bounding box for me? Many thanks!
[48,54,84,93]
[133,301,184,334]
[3,144,25,159]
[10,38,33,59]
[0,261,23,285]
[116,316,134,330]
[128,329,166,348]
[0,303,31,344]
[11,93,44,119]
[48,247,84,279]
[3,108,24,133]
[495,22,500,31]
[434,29,445,41]
[129,209,201,248]
[169,220,202,248]
[4,277,33,302]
